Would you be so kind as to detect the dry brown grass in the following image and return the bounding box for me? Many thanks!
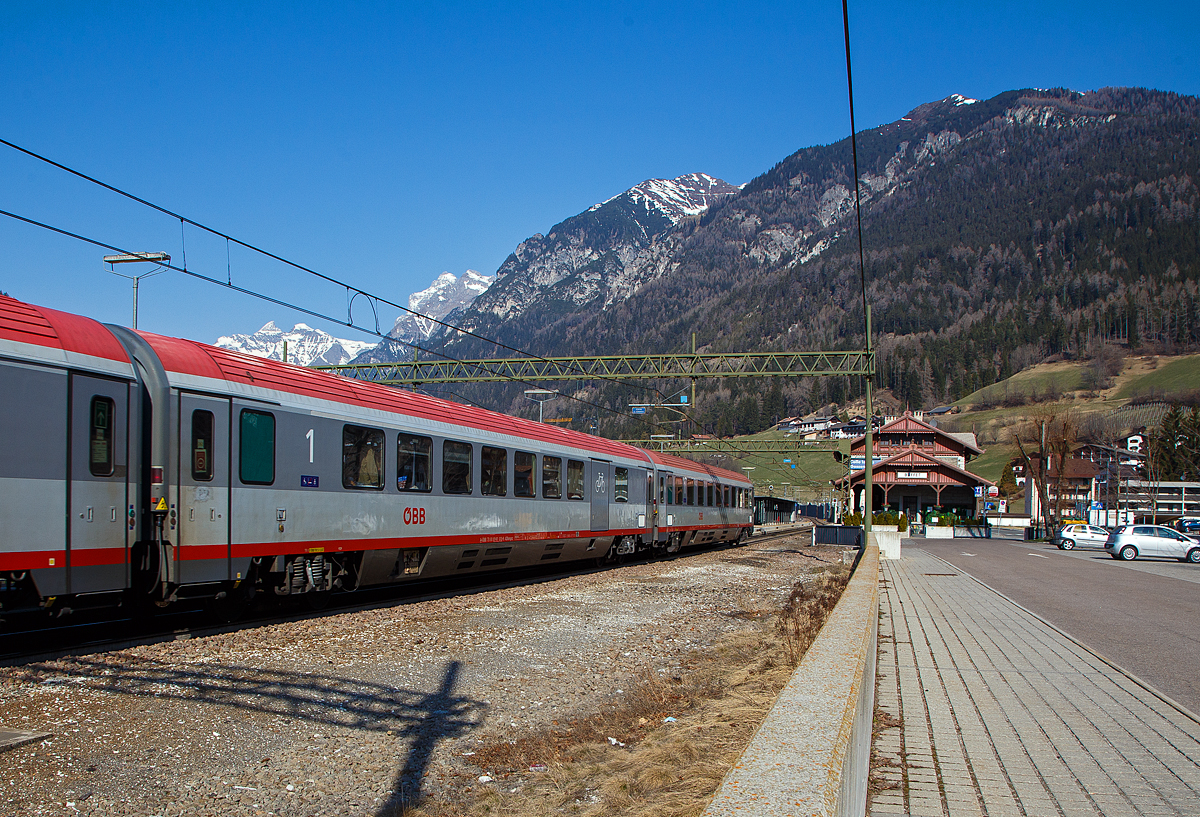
[404,566,851,817]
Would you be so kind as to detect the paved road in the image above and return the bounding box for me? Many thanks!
[920,536,1200,714]
[871,546,1200,816]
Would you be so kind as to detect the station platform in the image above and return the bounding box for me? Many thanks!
[872,546,1200,815]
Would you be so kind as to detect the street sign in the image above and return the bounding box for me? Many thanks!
[631,406,646,414]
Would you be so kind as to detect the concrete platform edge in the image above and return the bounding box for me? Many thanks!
[703,540,880,817]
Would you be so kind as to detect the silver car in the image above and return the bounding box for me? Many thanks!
[1056,524,1110,550]
[1105,525,1200,562]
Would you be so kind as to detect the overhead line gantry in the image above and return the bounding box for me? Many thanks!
[313,350,874,386]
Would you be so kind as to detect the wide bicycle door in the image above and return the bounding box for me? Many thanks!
[590,459,610,532]
[175,393,232,582]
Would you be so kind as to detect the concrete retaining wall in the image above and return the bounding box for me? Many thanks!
[873,527,902,560]
[925,525,955,538]
[703,539,880,817]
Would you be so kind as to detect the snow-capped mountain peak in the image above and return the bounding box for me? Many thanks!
[215,323,373,367]
[589,172,738,224]
[387,269,495,344]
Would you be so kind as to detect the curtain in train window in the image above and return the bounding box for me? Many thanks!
[239,409,275,485]
[89,396,115,477]
[191,410,214,481]
[397,434,432,492]
[443,440,472,495]
[674,476,684,505]
[566,460,585,500]
[614,467,629,502]
[514,451,535,497]
[481,446,507,496]
[343,425,385,489]
[542,456,562,499]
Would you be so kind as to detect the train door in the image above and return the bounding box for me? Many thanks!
[68,374,130,593]
[590,459,610,532]
[644,470,654,541]
[175,394,232,583]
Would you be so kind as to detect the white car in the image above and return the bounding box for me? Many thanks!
[1056,524,1110,550]
[1104,525,1200,562]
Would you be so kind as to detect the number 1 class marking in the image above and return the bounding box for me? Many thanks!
[306,428,314,463]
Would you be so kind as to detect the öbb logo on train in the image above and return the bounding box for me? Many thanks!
[404,507,426,525]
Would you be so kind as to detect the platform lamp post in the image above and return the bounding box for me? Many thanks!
[523,388,558,423]
[103,252,171,330]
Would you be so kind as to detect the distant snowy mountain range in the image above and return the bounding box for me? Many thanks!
[214,269,494,366]
[214,322,375,367]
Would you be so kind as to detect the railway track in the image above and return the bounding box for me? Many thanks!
[0,526,822,665]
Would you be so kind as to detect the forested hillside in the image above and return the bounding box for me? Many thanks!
[433,88,1200,436]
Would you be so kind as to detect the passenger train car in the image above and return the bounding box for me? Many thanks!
[0,296,754,620]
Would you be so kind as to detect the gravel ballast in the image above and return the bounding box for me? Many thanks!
[1,538,842,816]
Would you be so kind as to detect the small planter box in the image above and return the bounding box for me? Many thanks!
[925,526,955,539]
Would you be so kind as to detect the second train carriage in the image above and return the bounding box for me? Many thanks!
[0,295,754,617]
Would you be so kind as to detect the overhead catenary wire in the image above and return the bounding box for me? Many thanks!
[0,206,686,436]
[0,136,674,406]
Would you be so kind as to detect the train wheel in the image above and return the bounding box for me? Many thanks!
[303,591,332,611]
[210,579,257,624]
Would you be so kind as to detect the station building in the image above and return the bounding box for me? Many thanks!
[835,411,995,519]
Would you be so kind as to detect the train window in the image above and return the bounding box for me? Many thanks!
[542,456,562,499]
[707,482,714,507]
[567,460,585,500]
[343,425,385,490]
[614,467,629,502]
[443,441,472,495]
[239,409,275,485]
[397,434,432,492]
[88,396,115,477]
[481,446,507,496]
[724,485,731,507]
[686,479,695,506]
[191,410,214,481]
[674,476,683,506]
[659,476,666,504]
[514,451,535,497]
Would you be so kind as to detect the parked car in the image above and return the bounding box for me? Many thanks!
[1104,525,1200,562]
[1056,524,1110,550]
[1175,518,1200,535]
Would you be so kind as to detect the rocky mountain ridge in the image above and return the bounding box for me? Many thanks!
[417,87,1199,439]
[440,172,738,339]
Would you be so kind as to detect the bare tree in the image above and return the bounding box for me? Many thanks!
[1013,408,1079,531]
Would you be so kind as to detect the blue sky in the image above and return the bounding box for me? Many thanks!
[1,1,1196,344]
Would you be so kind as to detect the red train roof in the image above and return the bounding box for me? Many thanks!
[137,330,652,462]
[646,450,751,484]
[0,296,132,362]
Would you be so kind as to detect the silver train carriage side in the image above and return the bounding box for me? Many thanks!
[0,296,755,617]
